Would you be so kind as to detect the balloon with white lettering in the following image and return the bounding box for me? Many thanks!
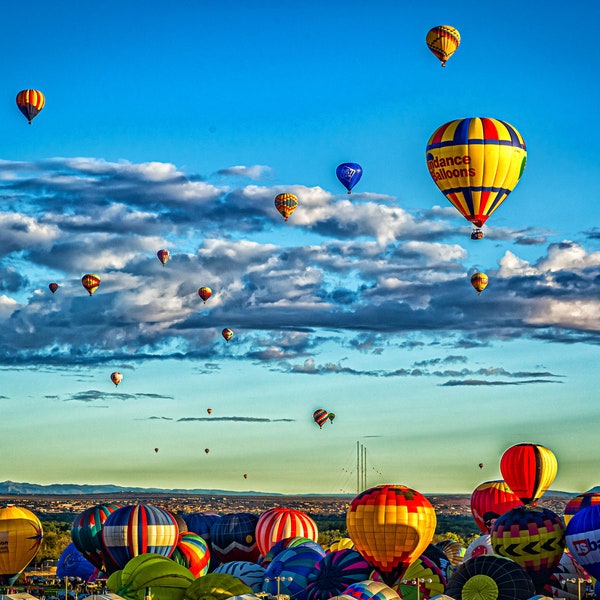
[336,163,363,194]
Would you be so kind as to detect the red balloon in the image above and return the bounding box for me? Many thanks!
[470,480,523,533]
[49,283,59,294]
[255,508,318,557]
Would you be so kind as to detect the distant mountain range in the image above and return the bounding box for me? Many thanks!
[0,480,284,496]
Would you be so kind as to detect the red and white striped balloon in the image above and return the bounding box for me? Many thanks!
[255,507,318,557]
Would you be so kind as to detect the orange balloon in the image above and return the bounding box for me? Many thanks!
[81,274,101,296]
[470,480,523,533]
[346,484,436,584]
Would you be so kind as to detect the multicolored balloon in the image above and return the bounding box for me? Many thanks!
[436,539,466,570]
[306,549,372,600]
[543,550,591,600]
[313,409,329,429]
[198,287,213,303]
[445,554,535,600]
[463,534,493,561]
[261,537,325,567]
[171,532,211,578]
[327,537,355,553]
[71,503,121,571]
[222,327,234,342]
[213,561,266,592]
[274,193,299,221]
[470,480,523,533]
[0,505,43,584]
[16,89,45,124]
[110,372,123,387]
[564,492,600,525]
[346,485,436,585]
[209,512,260,563]
[156,249,171,265]
[255,507,319,557]
[566,504,600,580]
[470,272,488,295]
[425,26,460,67]
[491,505,566,591]
[100,504,179,572]
[500,443,558,505]
[81,273,101,296]
[343,580,400,600]
[336,163,363,194]
[426,117,527,237]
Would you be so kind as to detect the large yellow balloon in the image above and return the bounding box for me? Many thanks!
[0,505,43,583]
[346,485,436,585]
[426,118,526,237]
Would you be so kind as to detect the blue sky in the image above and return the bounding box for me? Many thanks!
[0,0,598,496]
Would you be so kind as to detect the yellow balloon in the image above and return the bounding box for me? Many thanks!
[426,25,460,67]
[0,505,43,582]
[426,118,527,237]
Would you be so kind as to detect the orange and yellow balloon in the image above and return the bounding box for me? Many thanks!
[346,484,436,585]
[110,372,123,387]
[16,89,45,124]
[81,274,101,296]
[222,328,234,342]
[274,193,298,221]
[470,272,488,295]
[426,25,460,67]
[156,249,170,265]
[426,118,527,237]
[500,443,557,506]
[198,287,213,304]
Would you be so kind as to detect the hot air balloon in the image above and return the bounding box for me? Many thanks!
[154,448,159,453]
[204,448,210,454]
[16,89,45,124]
[100,504,179,573]
[471,272,488,295]
[274,193,298,221]
[426,117,527,238]
[71,503,121,572]
[81,274,101,296]
[185,572,253,600]
[56,542,96,582]
[49,283,59,294]
[328,413,336,424]
[491,505,566,591]
[336,163,363,194]
[566,504,600,580]
[445,554,536,600]
[171,532,211,578]
[543,550,591,600]
[243,473,248,479]
[207,408,213,414]
[222,328,234,342]
[256,508,319,557]
[214,561,266,593]
[313,409,329,429]
[0,505,43,584]
[210,513,260,563]
[463,533,493,561]
[425,26,460,67]
[261,537,325,568]
[327,537,355,553]
[198,287,213,303]
[346,484,436,585]
[470,480,523,534]
[564,491,600,525]
[182,512,221,571]
[157,249,171,265]
[110,372,123,387]
[436,539,466,570]
[500,443,558,506]
[478,462,484,469]
[343,579,400,600]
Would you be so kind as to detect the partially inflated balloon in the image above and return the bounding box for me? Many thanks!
[82,274,101,296]
[336,163,363,194]
[564,492,600,525]
[0,505,43,584]
[344,580,399,600]
[491,505,565,591]
[172,532,210,578]
[470,272,488,295]
[470,480,523,534]
[426,118,526,237]
[426,26,460,67]
[346,485,436,585]
[566,504,600,580]
[500,443,557,505]
[16,89,45,124]
[274,193,298,221]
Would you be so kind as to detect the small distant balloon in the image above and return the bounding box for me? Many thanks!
[336,163,363,194]
[205,448,210,454]
[81,274,101,296]
[426,25,460,67]
[207,408,213,415]
[198,287,213,303]
[479,463,484,469]
[313,409,329,429]
[157,249,171,265]
[243,473,248,479]
[154,448,159,453]
[110,372,123,387]
[274,193,298,221]
[222,328,234,342]
[471,273,489,295]
[16,89,45,123]
[328,413,336,424]
[49,283,59,294]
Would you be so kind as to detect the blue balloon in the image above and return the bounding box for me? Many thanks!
[57,542,96,581]
[336,163,363,193]
[566,504,600,579]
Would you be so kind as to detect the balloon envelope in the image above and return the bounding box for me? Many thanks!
[110,372,123,386]
[171,532,210,578]
[564,492,600,525]
[16,89,45,123]
[500,443,558,505]
[313,409,329,429]
[157,249,171,265]
[81,274,101,296]
[213,561,266,593]
[222,328,234,342]
[198,287,213,303]
[210,512,260,563]
[470,272,488,295]
[426,117,526,233]
[346,485,436,585]
[49,283,59,293]
[336,163,363,193]
[255,507,319,557]
[566,504,600,580]
[274,193,298,221]
[57,542,96,581]
[470,480,523,534]
[425,26,460,66]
